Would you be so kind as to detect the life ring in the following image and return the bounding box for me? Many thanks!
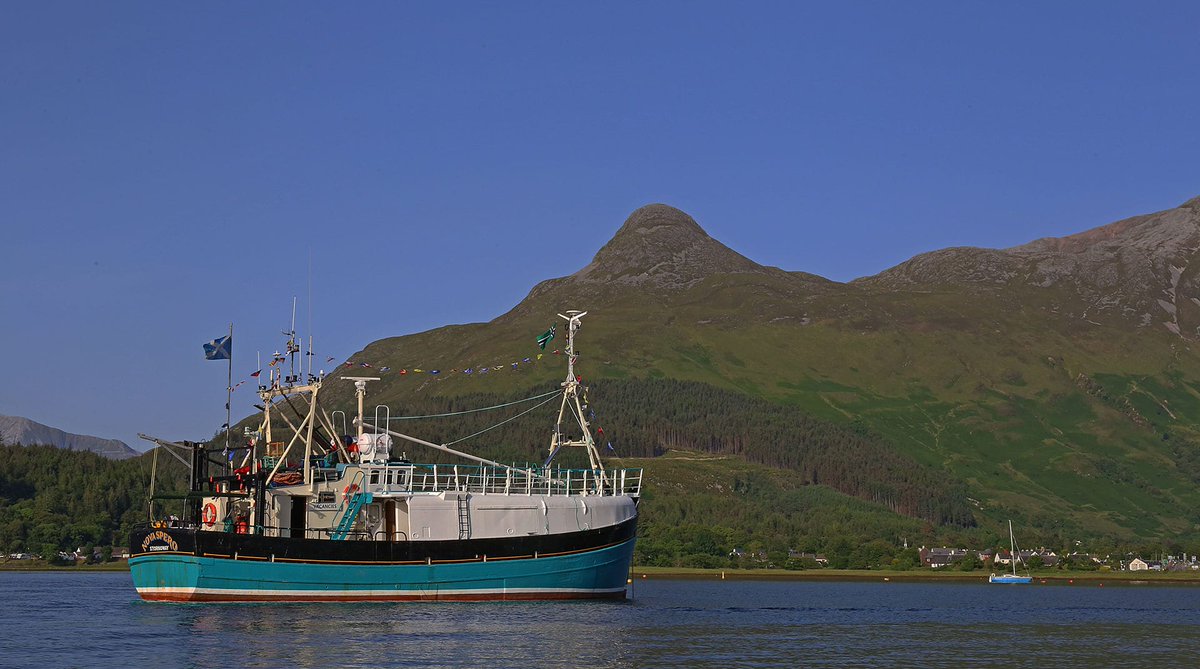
[343,483,359,497]
[201,502,218,526]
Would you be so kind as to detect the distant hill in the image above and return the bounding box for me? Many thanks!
[0,415,138,460]
[294,197,1200,548]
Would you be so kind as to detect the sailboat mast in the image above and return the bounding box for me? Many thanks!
[1009,519,1018,576]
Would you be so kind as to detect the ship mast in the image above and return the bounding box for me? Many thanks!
[547,310,607,486]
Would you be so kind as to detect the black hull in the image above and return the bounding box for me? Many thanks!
[132,516,637,565]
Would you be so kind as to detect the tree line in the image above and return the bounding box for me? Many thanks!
[0,442,188,556]
[363,377,977,527]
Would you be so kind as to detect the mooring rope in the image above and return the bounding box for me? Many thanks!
[385,388,562,421]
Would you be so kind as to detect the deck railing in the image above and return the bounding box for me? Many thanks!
[346,463,642,498]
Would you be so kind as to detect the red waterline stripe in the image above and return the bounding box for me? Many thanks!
[138,590,627,603]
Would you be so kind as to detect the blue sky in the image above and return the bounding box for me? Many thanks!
[2,2,1199,448]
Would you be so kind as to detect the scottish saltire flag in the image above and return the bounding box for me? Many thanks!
[536,325,556,350]
[203,335,232,360]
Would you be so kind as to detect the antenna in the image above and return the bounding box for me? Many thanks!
[288,296,298,377]
[307,249,313,379]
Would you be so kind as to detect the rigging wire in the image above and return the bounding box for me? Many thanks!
[443,393,562,447]
[386,388,562,421]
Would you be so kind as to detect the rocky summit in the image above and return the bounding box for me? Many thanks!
[570,204,774,289]
[861,196,1200,336]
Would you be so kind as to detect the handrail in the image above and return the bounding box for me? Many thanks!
[344,463,643,498]
[134,522,415,543]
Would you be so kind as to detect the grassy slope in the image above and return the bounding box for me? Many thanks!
[312,269,1200,546]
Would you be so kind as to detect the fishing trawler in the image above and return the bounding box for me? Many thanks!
[129,310,642,602]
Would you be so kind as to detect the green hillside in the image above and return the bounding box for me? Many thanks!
[0,444,189,555]
[308,200,1200,549]
[9,199,1197,560]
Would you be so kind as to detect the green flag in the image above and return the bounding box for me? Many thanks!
[536,325,556,350]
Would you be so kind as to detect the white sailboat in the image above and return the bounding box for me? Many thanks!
[989,519,1032,584]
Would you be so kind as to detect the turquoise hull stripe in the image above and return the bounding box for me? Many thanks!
[131,538,634,599]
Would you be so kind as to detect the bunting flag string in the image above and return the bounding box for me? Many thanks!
[334,337,579,381]
[215,326,591,414]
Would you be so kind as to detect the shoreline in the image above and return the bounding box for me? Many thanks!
[5,561,1199,584]
[630,566,1200,584]
[0,562,130,572]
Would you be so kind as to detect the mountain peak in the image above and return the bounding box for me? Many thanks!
[570,204,768,289]
[613,203,707,239]
[0,414,137,459]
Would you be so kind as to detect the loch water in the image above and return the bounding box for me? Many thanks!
[2,571,1197,668]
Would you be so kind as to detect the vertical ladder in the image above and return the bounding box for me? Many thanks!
[331,492,374,540]
[457,495,471,539]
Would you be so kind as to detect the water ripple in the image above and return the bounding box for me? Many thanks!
[3,573,1199,668]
